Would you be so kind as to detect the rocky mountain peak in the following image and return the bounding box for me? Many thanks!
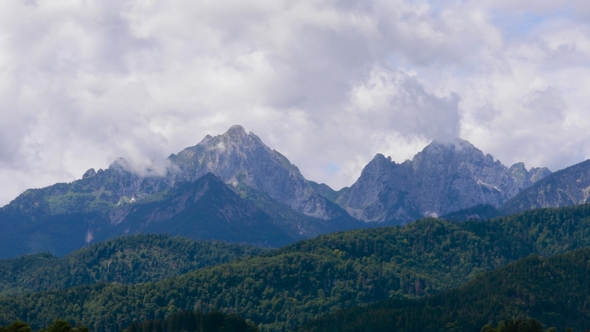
[508,162,528,187]
[509,162,527,174]
[225,124,248,137]
[82,168,97,179]
[501,160,586,215]
[338,138,553,224]
[108,157,126,170]
[426,137,476,152]
[411,138,490,171]
[167,125,338,219]
[529,167,552,182]
[371,153,393,163]
[364,154,395,173]
[223,125,248,141]
[198,134,213,145]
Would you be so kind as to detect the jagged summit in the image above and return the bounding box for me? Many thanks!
[166,125,339,219]
[337,137,552,224]
[82,168,97,179]
[502,159,589,214]
[0,125,361,257]
[417,138,487,161]
[225,124,247,136]
[1,125,567,259]
[370,153,394,163]
[427,137,476,150]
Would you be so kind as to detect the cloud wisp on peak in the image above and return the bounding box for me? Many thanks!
[1,0,590,206]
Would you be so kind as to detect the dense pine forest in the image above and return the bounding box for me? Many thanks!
[0,235,265,297]
[1,204,590,331]
[0,319,89,332]
[0,311,257,332]
[299,248,590,331]
[124,310,258,332]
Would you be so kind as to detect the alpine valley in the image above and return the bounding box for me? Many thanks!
[3,125,590,331]
[3,124,588,258]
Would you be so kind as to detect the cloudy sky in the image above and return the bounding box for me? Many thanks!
[1,0,590,206]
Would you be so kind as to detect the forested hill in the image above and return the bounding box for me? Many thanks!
[299,247,590,332]
[0,234,265,297]
[2,204,590,331]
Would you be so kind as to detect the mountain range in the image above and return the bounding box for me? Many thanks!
[336,139,552,223]
[2,125,590,258]
[3,202,590,331]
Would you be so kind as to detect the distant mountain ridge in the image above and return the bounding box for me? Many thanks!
[0,126,361,258]
[5,124,590,258]
[335,138,552,224]
[501,159,590,214]
[4,202,590,331]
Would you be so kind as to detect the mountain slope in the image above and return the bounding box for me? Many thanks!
[0,126,361,258]
[168,125,343,220]
[338,139,551,224]
[0,234,265,297]
[308,181,348,203]
[105,173,297,247]
[299,248,590,332]
[232,184,361,240]
[0,173,337,258]
[501,159,590,215]
[3,203,590,330]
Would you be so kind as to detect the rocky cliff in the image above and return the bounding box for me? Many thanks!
[501,160,590,214]
[168,125,340,220]
[337,139,552,224]
[0,125,359,257]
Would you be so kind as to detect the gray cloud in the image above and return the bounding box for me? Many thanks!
[1,0,590,205]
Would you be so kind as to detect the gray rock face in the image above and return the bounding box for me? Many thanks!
[501,160,590,214]
[167,125,336,219]
[337,138,552,224]
[6,125,347,221]
[39,125,339,220]
[1,121,366,257]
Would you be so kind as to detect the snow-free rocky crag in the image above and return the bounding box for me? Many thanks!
[0,125,358,258]
[6,124,590,258]
[501,159,590,215]
[167,125,343,220]
[336,138,552,224]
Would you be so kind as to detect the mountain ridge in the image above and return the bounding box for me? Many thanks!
[336,138,552,224]
[501,159,590,215]
[0,126,362,258]
[167,125,339,220]
[3,203,590,331]
[7,125,590,259]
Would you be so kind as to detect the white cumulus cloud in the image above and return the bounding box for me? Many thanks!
[0,0,590,205]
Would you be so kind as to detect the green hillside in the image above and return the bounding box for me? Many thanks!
[299,247,590,332]
[0,234,265,297]
[2,204,590,331]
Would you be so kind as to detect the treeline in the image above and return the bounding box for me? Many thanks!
[0,320,89,332]
[298,248,590,331]
[3,204,590,330]
[125,310,258,332]
[481,319,587,332]
[0,234,265,297]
